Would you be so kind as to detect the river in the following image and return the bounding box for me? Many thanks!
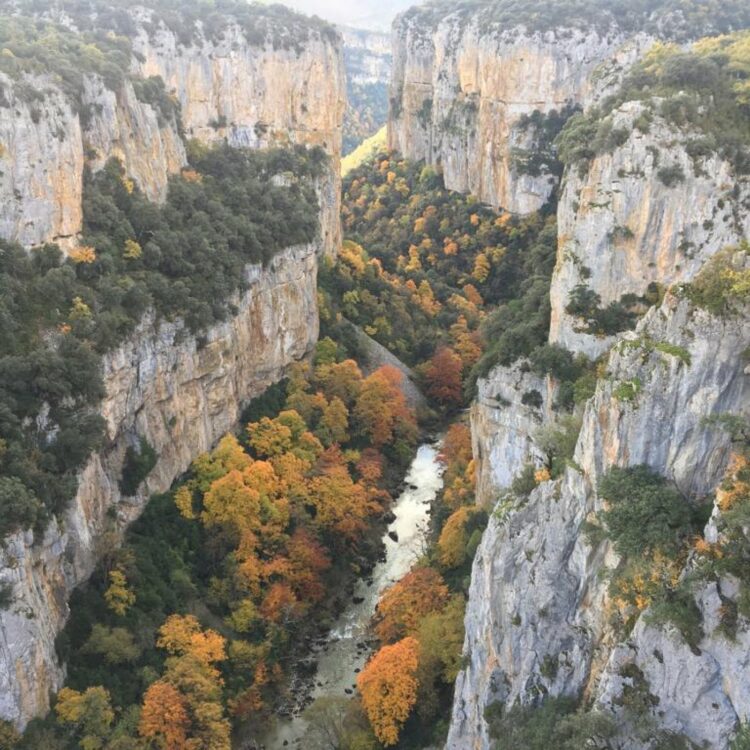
[257,440,445,748]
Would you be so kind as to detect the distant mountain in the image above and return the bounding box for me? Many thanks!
[279,0,418,30]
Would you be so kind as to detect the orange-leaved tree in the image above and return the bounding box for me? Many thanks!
[374,567,450,643]
[140,681,190,750]
[422,346,463,408]
[354,365,417,449]
[357,636,420,746]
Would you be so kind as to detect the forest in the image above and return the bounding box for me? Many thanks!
[323,154,564,410]
[2,149,523,749]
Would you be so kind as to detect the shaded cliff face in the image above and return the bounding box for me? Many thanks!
[339,26,391,154]
[0,243,320,727]
[470,365,550,502]
[388,13,629,213]
[450,294,749,749]
[0,9,344,255]
[550,103,750,358]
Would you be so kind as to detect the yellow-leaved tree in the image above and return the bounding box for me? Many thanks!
[357,637,420,746]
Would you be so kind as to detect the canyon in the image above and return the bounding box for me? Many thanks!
[1,0,749,747]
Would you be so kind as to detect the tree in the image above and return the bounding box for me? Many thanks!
[55,686,114,749]
[437,506,481,569]
[246,416,293,458]
[156,614,226,665]
[139,681,190,750]
[422,347,463,408]
[307,461,378,543]
[316,396,349,446]
[174,485,195,520]
[357,637,420,746]
[597,465,694,558]
[82,624,141,665]
[0,476,41,536]
[104,568,135,616]
[151,615,231,750]
[0,720,19,750]
[354,366,417,449]
[375,568,450,643]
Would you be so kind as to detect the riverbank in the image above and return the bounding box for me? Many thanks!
[253,439,445,749]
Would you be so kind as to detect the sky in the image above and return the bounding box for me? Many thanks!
[278,0,417,30]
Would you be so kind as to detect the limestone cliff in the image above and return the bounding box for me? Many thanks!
[0,243,320,727]
[388,10,633,213]
[0,4,345,729]
[0,7,344,255]
[550,102,750,358]
[0,69,185,250]
[131,9,345,255]
[449,293,749,749]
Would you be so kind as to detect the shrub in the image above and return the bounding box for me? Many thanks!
[596,466,694,558]
[647,582,704,651]
[511,463,539,499]
[485,695,615,750]
[683,244,750,315]
[0,476,42,536]
[731,724,750,750]
[522,389,543,409]
[656,164,686,187]
[119,438,157,496]
[535,415,582,478]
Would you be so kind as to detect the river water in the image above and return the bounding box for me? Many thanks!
[257,440,445,748]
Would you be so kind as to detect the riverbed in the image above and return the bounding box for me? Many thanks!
[257,440,445,748]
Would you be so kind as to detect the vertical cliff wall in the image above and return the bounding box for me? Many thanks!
[450,293,750,749]
[0,243,321,727]
[550,102,750,359]
[0,9,345,256]
[0,70,185,250]
[131,11,344,256]
[388,11,631,214]
[434,10,750,747]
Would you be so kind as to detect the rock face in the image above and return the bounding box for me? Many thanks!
[388,12,631,213]
[0,69,184,250]
[0,5,345,729]
[550,103,750,358]
[470,364,550,502]
[132,13,344,256]
[340,26,391,154]
[0,242,320,727]
[0,10,344,255]
[449,294,750,749]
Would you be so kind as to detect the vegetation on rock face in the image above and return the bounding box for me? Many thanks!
[681,243,750,315]
[557,33,750,174]
[400,0,750,41]
[0,144,322,540]
[485,695,615,750]
[587,465,709,646]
